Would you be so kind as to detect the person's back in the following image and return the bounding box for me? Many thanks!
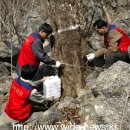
[0,64,53,126]
[17,32,42,68]
[16,23,60,76]
[5,77,33,121]
[105,24,130,52]
[4,65,37,123]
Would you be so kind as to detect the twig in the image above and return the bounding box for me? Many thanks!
[61,109,76,124]
[121,19,129,27]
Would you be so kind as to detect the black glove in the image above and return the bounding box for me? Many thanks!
[82,55,88,63]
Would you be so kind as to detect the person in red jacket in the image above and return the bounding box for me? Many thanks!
[0,64,53,126]
[85,19,130,68]
[16,23,61,77]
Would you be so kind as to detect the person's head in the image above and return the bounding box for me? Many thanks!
[39,23,53,39]
[21,64,37,80]
[93,19,108,36]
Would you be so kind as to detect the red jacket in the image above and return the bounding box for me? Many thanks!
[17,32,41,67]
[105,24,130,52]
[5,78,33,121]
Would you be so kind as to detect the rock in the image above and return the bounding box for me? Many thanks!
[40,105,63,125]
[0,76,12,95]
[0,62,15,77]
[79,95,130,129]
[0,123,12,130]
[18,1,49,36]
[114,11,130,35]
[26,105,63,125]
[58,97,76,109]
[79,103,97,125]
[0,40,19,65]
[86,68,103,87]
[78,89,87,98]
[18,11,44,36]
[78,61,130,129]
[0,41,11,60]
[0,63,10,77]
[92,61,130,97]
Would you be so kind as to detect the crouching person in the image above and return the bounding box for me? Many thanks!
[0,64,53,126]
[85,19,130,69]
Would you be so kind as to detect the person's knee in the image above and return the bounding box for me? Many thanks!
[105,52,114,61]
[104,52,116,68]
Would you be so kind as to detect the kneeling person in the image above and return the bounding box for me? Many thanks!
[0,64,53,126]
[85,19,130,68]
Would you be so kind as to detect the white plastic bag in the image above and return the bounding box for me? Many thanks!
[43,76,61,99]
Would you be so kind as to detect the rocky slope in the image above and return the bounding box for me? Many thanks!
[1,0,130,96]
[0,0,130,129]
[1,61,130,130]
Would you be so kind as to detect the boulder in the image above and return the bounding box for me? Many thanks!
[92,61,130,97]
[0,76,11,95]
[0,41,19,65]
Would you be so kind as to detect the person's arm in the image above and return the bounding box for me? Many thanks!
[31,39,56,65]
[94,48,108,57]
[29,80,43,87]
[29,89,53,103]
[29,77,47,88]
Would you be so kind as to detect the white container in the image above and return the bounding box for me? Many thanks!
[43,76,61,99]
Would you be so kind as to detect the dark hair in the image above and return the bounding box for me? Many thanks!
[93,19,108,29]
[39,23,53,34]
[21,65,37,80]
